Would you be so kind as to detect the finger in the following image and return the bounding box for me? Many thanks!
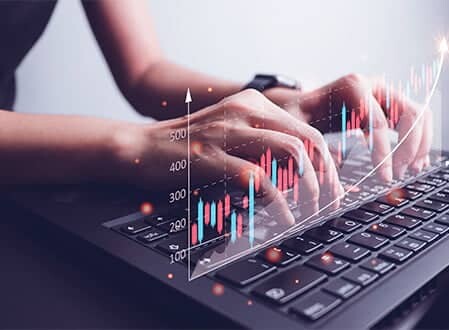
[241,96,343,210]
[392,105,423,178]
[224,152,296,227]
[371,82,426,178]
[222,127,322,218]
[213,90,342,212]
[190,147,295,227]
[361,95,393,182]
[410,109,432,173]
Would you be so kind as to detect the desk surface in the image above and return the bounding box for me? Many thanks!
[0,200,447,329]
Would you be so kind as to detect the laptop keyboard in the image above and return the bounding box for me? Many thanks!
[112,157,449,324]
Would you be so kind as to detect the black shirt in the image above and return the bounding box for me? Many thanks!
[0,1,57,110]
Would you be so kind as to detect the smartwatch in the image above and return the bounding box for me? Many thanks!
[242,74,300,92]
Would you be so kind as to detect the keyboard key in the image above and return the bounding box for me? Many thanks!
[380,246,413,263]
[403,189,423,201]
[410,230,439,243]
[435,214,449,226]
[281,236,323,255]
[120,220,152,235]
[189,246,217,266]
[216,258,276,287]
[290,291,341,321]
[304,227,343,244]
[252,266,327,304]
[306,253,350,275]
[136,228,168,244]
[429,171,449,181]
[429,191,449,204]
[348,232,389,250]
[406,183,435,193]
[329,242,370,262]
[341,196,360,208]
[144,215,169,226]
[417,177,446,187]
[360,258,395,275]
[422,223,449,235]
[416,199,449,213]
[367,222,405,239]
[326,218,361,234]
[395,237,427,252]
[401,206,435,221]
[361,202,394,215]
[376,194,409,208]
[343,268,379,286]
[155,234,188,256]
[258,246,301,267]
[384,214,422,229]
[343,209,379,224]
[323,279,361,299]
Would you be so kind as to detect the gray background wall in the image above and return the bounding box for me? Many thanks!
[14,0,449,143]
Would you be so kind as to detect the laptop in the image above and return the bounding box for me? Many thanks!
[5,61,449,330]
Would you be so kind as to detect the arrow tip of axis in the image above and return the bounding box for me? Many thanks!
[185,88,192,103]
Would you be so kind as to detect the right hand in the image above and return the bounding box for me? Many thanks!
[113,90,344,226]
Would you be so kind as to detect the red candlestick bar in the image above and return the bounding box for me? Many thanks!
[277,167,283,191]
[288,157,293,187]
[191,223,198,245]
[217,200,223,234]
[237,214,243,238]
[243,195,248,209]
[254,171,260,193]
[283,168,288,192]
[224,194,231,218]
[266,148,272,179]
[204,202,210,225]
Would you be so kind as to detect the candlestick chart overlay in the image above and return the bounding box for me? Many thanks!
[182,41,447,281]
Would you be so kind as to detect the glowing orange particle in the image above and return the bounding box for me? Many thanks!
[161,100,168,107]
[140,202,153,215]
[295,279,300,284]
[265,247,282,264]
[167,273,174,279]
[134,158,140,164]
[386,188,406,206]
[207,87,213,93]
[212,283,225,296]
[372,224,378,230]
[191,141,203,155]
[320,252,334,265]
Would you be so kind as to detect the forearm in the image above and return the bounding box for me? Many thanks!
[125,59,242,120]
[0,110,126,184]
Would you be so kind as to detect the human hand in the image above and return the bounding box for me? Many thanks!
[271,74,432,181]
[113,90,344,226]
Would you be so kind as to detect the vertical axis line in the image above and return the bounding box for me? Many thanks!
[187,99,191,281]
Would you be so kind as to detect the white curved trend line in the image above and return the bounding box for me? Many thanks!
[190,48,447,280]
